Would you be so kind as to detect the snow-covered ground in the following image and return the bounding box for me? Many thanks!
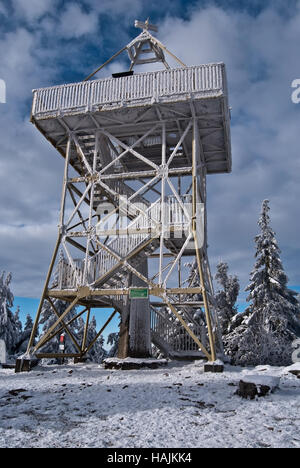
[0,360,299,448]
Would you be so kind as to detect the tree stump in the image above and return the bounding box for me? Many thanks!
[236,375,280,399]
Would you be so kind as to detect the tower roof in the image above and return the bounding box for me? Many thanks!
[31,22,232,175]
[84,19,186,82]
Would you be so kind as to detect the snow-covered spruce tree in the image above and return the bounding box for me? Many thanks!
[82,315,107,363]
[77,315,107,363]
[15,314,36,355]
[24,313,34,333]
[225,200,300,366]
[215,262,239,335]
[107,332,119,357]
[0,272,20,355]
[14,306,23,337]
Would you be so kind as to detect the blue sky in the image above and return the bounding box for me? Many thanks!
[1,0,300,339]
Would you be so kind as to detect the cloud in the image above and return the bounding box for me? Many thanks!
[57,3,99,39]
[0,223,58,297]
[0,1,8,17]
[11,0,55,22]
[84,0,142,16]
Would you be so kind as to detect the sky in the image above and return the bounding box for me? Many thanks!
[0,0,300,336]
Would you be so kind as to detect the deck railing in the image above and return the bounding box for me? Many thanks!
[32,64,226,117]
[151,307,204,353]
[56,196,193,290]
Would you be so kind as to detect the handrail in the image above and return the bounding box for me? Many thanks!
[150,307,203,352]
[32,64,225,117]
[58,195,193,289]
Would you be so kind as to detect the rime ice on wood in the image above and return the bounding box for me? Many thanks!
[22,20,232,368]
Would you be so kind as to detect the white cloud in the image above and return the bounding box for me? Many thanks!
[0,1,8,16]
[12,0,55,22]
[85,0,142,16]
[57,3,99,39]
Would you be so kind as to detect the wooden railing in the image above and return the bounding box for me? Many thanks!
[32,64,226,117]
[150,307,204,353]
[57,196,192,290]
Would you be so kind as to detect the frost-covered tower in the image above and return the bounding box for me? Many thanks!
[22,21,232,366]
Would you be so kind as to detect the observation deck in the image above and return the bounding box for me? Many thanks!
[31,63,231,175]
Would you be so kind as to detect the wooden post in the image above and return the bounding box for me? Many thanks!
[82,308,90,353]
[159,122,166,286]
[33,296,80,354]
[25,234,62,355]
[117,274,131,358]
[192,118,216,362]
[128,259,151,358]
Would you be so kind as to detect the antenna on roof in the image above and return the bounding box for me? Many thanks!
[83,19,186,81]
[134,18,158,33]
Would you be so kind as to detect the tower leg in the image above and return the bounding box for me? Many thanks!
[117,275,131,359]
[128,259,151,358]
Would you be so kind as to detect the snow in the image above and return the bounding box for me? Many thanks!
[0,360,299,448]
[211,359,224,366]
[283,362,300,374]
[104,357,167,365]
[240,374,280,390]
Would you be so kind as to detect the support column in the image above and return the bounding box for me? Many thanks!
[128,258,151,358]
[117,274,131,359]
[192,118,216,362]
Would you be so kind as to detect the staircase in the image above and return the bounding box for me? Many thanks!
[58,191,193,292]
[58,199,161,291]
[76,133,150,213]
[150,307,206,359]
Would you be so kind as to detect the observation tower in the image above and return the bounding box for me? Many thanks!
[18,20,232,370]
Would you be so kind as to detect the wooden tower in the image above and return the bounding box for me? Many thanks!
[19,21,232,369]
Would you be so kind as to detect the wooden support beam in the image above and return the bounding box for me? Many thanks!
[47,286,204,298]
[48,297,82,353]
[82,308,90,352]
[33,296,80,353]
[36,306,88,349]
[26,234,62,355]
[65,237,94,257]
[68,183,90,206]
[83,309,118,355]
[192,118,216,362]
[164,298,211,360]
[83,46,127,81]
[36,353,82,359]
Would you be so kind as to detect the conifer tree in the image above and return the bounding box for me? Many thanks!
[215,262,239,335]
[77,315,107,363]
[245,200,299,334]
[24,314,34,332]
[225,200,300,366]
[0,272,19,354]
[15,314,37,355]
[107,332,119,357]
[14,306,23,336]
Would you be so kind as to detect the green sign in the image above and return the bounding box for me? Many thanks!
[129,288,149,299]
